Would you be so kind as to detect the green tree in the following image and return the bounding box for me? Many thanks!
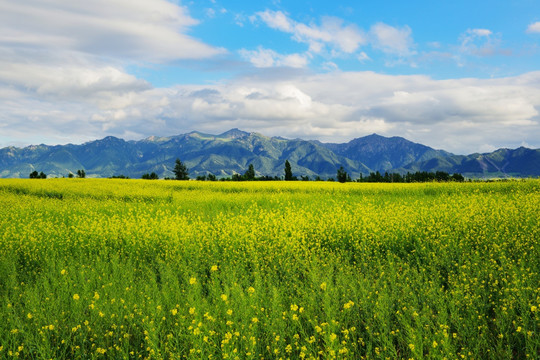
[29,171,47,179]
[142,172,158,180]
[244,164,256,181]
[284,160,293,181]
[173,158,189,180]
[337,166,348,183]
[76,169,86,178]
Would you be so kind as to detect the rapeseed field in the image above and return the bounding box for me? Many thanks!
[0,179,539,359]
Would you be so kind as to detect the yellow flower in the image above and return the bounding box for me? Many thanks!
[211,265,218,271]
[247,287,255,294]
[290,304,298,311]
[171,308,178,316]
[517,326,522,332]
[27,313,32,319]
[432,340,438,348]
[60,269,66,275]
[532,305,538,313]
[189,307,195,315]
[73,294,80,301]
[251,317,258,323]
[48,324,54,331]
[329,333,337,342]
[226,309,233,315]
[320,282,327,291]
[189,277,196,285]
[221,294,228,301]
[409,343,415,351]
[343,300,354,309]
[93,292,99,300]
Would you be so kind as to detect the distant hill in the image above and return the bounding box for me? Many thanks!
[320,134,453,171]
[403,147,540,178]
[0,129,538,179]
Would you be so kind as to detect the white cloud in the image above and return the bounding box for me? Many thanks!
[0,0,225,145]
[256,10,366,55]
[258,10,294,32]
[357,52,370,62]
[2,67,540,154]
[0,0,223,62]
[239,48,308,68]
[469,29,492,37]
[254,11,422,67]
[0,56,149,101]
[526,22,540,33]
[369,23,415,57]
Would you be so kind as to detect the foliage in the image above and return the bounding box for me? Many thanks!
[29,171,46,179]
[336,166,350,183]
[141,172,159,180]
[0,179,539,359]
[173,159,189,180]
[284,160,295,181]
[76,169,85,178]
[244,164,256,181]
[359,170,465,183]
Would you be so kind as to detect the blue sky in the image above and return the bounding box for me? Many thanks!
[166,0,540,84]
[0,0,540,153]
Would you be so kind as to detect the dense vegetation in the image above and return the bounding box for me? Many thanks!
[0,179,539,359]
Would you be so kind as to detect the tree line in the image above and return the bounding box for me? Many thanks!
[30,158,465,183]
[163,159,465,183]
[29,169,86,179]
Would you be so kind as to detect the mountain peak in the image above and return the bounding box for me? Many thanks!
[218,128,250,139]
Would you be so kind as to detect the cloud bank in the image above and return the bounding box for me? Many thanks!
[2,64,539,154]
[0,0,223,62]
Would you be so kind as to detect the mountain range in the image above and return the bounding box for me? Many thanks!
[1,129,539,179]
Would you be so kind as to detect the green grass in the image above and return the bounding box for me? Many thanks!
[0,179,539,359]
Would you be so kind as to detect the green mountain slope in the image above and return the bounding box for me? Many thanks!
[0,130,538,179]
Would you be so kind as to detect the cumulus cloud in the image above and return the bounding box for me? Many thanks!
[254,10,420,66]
[0,53,150,101]
[239,47,308,68]
[526,22,540,33]
[256,10,366,55]
[0,0,225,145]
[2,67,540,153]
[468,29,493,37]
[0,0,223,62]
